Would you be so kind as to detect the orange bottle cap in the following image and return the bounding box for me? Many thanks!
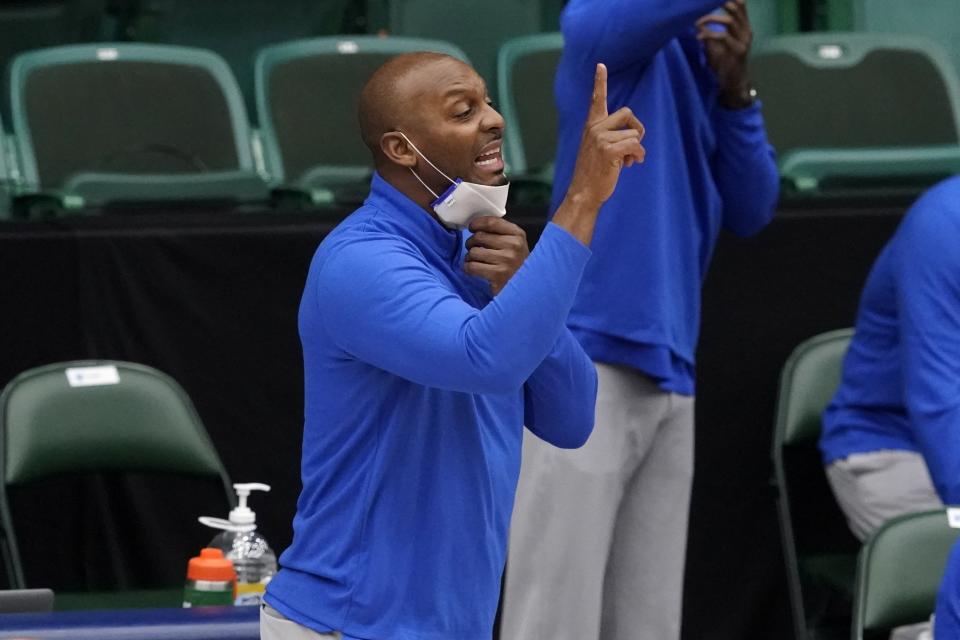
[186,547,236,582]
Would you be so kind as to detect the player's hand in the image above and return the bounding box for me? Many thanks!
[464,216,530,296]
[565,63,646,210]
[696,0,754,109]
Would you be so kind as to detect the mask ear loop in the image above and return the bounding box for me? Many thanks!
[395,131,457,200]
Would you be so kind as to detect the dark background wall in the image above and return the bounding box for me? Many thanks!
[0,198,908,638]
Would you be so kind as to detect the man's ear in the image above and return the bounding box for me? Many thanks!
[380,132,417,167]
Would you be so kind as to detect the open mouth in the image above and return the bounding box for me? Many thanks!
[474,142,504,171]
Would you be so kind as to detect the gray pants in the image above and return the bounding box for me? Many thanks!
[260,604,341,640]
[825,450,943,542]
[502,363,694,640]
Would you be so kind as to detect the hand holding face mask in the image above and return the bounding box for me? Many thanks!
[397,131,510,230]
[463,216,530,296]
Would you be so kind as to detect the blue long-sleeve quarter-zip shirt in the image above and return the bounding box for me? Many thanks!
[265,173,597,640]
[820,176,960,503]
[553,0,780,394]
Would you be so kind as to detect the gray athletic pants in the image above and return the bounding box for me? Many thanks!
[502,363,695,640]
[825,450,943,542]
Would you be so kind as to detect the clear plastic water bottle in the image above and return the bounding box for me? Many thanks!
[199,483,277,606]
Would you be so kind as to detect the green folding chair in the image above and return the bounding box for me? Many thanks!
[255,35,469,205]
[751,33,960,197]
[773,329,860,640]
[851,0,960,80]
[853,510,960,640]
[8,43,269,213]
[0,361,235,610]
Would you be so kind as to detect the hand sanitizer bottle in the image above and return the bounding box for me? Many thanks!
[199,482,277,606]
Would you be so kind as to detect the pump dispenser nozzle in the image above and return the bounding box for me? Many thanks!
[199,482,271,533]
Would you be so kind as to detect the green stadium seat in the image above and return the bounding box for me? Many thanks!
[254,36,469,205]
[773,329,860,640]
[852,510,959,640]
[387,0,550,92]
[8,43,269,213]
[851,0,960,80]
[751,33,960,196]
[497,32,562,185]
[0,361,235,609]
[126,0,355,117]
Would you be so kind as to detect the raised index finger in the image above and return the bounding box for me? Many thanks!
[588,63,608,124]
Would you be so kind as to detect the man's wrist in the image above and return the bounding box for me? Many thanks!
[552,192,600,247]
[719,81,757,110]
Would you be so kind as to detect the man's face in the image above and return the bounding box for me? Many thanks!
[401,58,507,190]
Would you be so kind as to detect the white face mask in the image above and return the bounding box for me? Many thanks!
[397,132,510,230]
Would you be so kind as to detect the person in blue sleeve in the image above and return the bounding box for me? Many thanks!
[502,1,779,638]
[260,51,646,640]
[820,176,960,543]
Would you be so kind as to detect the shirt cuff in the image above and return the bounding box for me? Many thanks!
[713,100,776,156]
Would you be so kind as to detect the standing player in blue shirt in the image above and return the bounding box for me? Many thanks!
[820,176,960,541]
[502,1,779,638]
[262,52,646,640]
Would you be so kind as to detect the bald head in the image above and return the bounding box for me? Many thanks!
[358,52,469,163]
[355,51,505,204]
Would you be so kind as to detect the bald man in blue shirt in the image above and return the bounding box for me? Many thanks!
[262,53,646,640]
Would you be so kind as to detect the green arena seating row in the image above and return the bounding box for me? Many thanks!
[0,0,799,124]
[0,37,472,219]
[751,33,960,196]
[1,1,958,217]
[500,29,960,200]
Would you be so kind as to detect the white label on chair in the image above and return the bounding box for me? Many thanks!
[947,508,960,529]
[65,365,120,388]
[337,40,359,54]
[96,48,119,61]
[816,44,845,60]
